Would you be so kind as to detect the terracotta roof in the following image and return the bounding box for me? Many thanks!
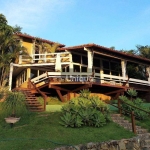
[58,43,150,63]
[15,33,65,47]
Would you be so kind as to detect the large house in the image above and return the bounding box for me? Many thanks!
[9,33,150,111]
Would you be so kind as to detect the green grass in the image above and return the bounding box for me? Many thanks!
[136,118,150,132]
[46,105,62,112]
[0,112,135,150]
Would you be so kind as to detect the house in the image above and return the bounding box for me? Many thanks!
[9,33,150,111]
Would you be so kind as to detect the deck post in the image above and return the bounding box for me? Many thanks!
[84,47,93,74]
[87,51,93,73]
[67,92,70,101]
[131,111,136,134]
[118,99,122,115]
[55,53,61,72]
[32,39,36,63]
[56,89,65,102]
[121,60,127,80]
[9,63,14,91]
[100,59,104,83]
[146,66,150,82]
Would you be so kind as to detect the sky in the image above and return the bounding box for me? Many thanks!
[1,0,150,50]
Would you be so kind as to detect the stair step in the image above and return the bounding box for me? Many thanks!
[16,88,44,112]
[26,98,37,100]
[26,103,41,106]
[110,114,121,117]
[30,109,44,112]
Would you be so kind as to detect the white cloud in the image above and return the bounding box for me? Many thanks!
[0,0,74,32]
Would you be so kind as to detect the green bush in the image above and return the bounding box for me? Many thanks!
[1,91,28,117]
[60,89,111,128]
[119,89,150,120]
[46,96,63,105]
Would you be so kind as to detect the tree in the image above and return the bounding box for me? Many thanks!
[119,45,150,80]
[136,45,150,59]
[0,14,26,86]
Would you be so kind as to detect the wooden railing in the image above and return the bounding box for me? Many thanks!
[19,52,71,64]
[106,99,150,134]
[30,72,150,87]
[28,78,47,111]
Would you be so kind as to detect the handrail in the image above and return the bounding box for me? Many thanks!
[105,101,137,134]
[28,78,47,111]
[106,101,142,119]
[106,98,150,134]
[119,99,150,114]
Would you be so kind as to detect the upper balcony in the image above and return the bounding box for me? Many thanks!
[18,52,71,65]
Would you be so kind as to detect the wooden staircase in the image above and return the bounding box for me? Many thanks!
[16,88,44,112]
[111,114,150,149]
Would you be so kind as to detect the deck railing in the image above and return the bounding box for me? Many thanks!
[30,71,150,86]
[19,52,71,64]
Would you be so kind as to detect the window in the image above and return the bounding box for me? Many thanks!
[93,59,100,68]
[103,60,109,69]
[82,56,88,65]
[74,65,80,72]
[81,66,87,72]
[72,54,81,63]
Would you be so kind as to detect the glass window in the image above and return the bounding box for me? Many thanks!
[103,60,109,69]
[74,65,80,72]
[93,59,100,67]
[72,54,81,63]
[82,56,88,65]
[81,66,87,72]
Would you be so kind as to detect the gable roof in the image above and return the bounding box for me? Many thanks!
[58,43,150,64]
[15,33,65,47]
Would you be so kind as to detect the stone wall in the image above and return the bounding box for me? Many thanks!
[54,133,150,150]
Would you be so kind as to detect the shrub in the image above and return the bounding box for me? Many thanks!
[60,89,111,128]
[119,89,150,120]
[46,96,63,105]
[1,91,27,117]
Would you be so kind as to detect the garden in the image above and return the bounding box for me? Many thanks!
[0,88,150,150]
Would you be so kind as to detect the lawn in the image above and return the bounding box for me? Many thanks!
[0,111,135,150]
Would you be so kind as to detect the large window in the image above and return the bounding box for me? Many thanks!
[103,60,121,75]
[82,56,88,65]
[72,54,81,63]
[74,65,80,72]
[93,58,100,68]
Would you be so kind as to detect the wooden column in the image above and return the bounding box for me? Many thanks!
[121,60,127,79]
[146,66,150,82]
[55,53,61,72]
[67,92,70,101]
[32,39,36,63]
[56,89,65,102]
[69,53,73,74]
[100,59,104,83]
[9,63,14,91]
[27,68,31,79]
[84,47,93,73]
[87,51,93,73]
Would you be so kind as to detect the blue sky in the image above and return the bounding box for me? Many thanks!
[1,0,150,50]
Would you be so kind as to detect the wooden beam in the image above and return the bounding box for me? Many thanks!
[38,83,49,89]
[56,89,65,102]
[105,88,127,95]
[113,92,121,100]
[71,84,90,92]
[67,92,70,101]
[49,85,70,92]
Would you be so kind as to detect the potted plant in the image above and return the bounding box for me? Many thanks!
[1,91,27,127]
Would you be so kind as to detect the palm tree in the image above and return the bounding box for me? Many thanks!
[0,14,27,86]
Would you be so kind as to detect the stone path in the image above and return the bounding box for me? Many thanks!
[111,113,150,149]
